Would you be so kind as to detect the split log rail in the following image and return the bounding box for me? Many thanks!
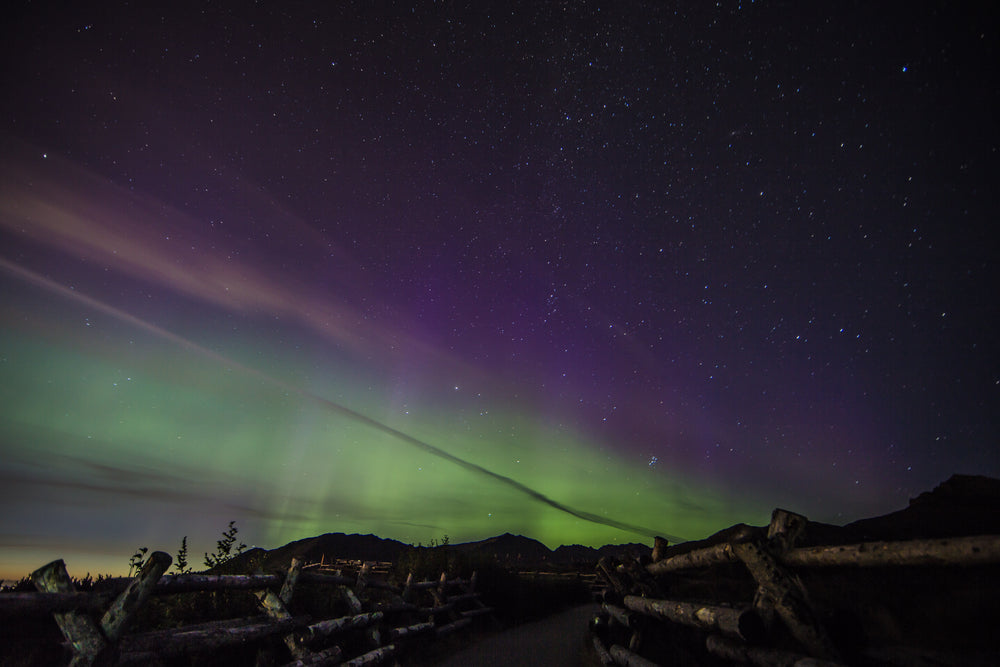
[1,553,495,666]
[592,509,1000,667]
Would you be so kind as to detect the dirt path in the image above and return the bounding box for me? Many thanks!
[433,604,600,667]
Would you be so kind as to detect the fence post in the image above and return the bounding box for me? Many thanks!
[733,541,839,659]
[279,557,301,606]
[30,559,107,666]
[651,536,670,563]
[255,557,309,660]
[101,551,172,642]
[356,562,369,593]
[402,572,415,604]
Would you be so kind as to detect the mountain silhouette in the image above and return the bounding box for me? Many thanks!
[225,530,652,572]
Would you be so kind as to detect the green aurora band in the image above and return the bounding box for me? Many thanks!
[0,262,754,579]
[0,151,766,580]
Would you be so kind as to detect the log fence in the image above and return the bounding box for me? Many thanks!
[0,552,495,666]
[591,509,1000,666]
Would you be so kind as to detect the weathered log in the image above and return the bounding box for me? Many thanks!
[446,592,479,604]
[154,573,281,593]
[767,510,808,552]
[733,542,838,659]
[609,643,661,667]
[597,557,630,596]
[31,559,108,663]
[342,644,396,667]
[101,550,172,642]
[402,572,415,603]
[256,558,308,659]
[707,634,847,667]
[621,558,665,598]
[645,542,737,574]
[256,588,292,619]
[355,562,369,593]
[623,595,766,643]
[298,611,384,643]
[0,591,115,616]
[388,621,435,640]
[280,558,302,605]
[779,534,1000,568]
[428,572,448,608]
[602,602,636,628]
[342,584,363,613]
[651,536,670,563]
[435,617,472,637]
[279,644,343,667]
[755,510,807,626]
[592,635,615,666]
[118,615,309,656]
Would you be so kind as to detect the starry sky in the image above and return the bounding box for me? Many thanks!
[1,1,997,580]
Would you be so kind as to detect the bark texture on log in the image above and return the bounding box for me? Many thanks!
[734,542,839,659]
[154,573,281,593]
[779,534,1000,568]
[388,621,434,640]
[342,585,363,614]
[609,643,661,667]
[602,602,636,628]
[355,562,369,593]
[0,591,114,616]
[645,542,737,574]
[651,536,670,563]
[101,550,172,642]
[30,559,108,663]
[256,557,309,659]
[623,594,765,643]
[119,615,309,656]
[767,510,808,553]
[341,644,396,667]
[299,611,384,643]
[280,558,302,605]
[597,557,630,597]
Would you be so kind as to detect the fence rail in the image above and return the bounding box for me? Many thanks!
[592,508,1000,667]
[1,553,495,666]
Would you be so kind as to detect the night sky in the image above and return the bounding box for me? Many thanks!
[1,1,997,580]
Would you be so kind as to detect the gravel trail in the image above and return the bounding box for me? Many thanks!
[433,603,600,667]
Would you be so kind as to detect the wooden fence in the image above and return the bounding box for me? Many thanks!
[0,553,494,666]
[591,509,1000,667]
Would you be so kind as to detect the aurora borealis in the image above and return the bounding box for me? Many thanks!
[1,2,997,580]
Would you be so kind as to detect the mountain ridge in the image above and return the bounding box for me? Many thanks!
[228,530,652,572]
[229,474,1000,573]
